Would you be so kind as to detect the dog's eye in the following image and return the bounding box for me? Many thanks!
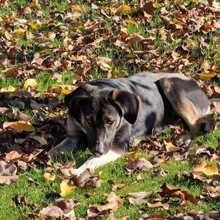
[106,120,114,125]
[85,117,93,125]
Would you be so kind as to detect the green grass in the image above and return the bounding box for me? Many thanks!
[0,138,218,219]
[0,0,220,219]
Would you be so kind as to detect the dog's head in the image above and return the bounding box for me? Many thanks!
[65,88,140,156]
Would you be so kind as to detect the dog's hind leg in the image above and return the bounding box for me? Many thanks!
[159,76,214,146]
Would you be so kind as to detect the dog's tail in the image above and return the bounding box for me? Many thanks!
[197,114,215,133]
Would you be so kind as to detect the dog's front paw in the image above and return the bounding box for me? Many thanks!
[48,145,65,158]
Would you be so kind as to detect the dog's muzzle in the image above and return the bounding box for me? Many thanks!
[91,140,111,156]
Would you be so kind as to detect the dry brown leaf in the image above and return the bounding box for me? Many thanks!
[0,160,17,175]
[160,182,198,204]
[140,1,156,15]
[202,186,220,199]
[40,205,64,218]
[4,151,21,162]
[211,102,220,114]
[128,191,151,205]
[98,192,123,212]
[112,183,127,191]
[72,169,102,189]
[147,201,170,210]
[0,175,19,185]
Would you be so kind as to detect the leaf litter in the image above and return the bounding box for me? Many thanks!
[0,0,220,219]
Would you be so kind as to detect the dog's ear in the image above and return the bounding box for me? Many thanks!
[65,84,94,108]
[64,92,74,109]
[64,93,88,119]
[111,90,139,124]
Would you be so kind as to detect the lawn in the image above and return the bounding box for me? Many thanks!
[0,0,220,219]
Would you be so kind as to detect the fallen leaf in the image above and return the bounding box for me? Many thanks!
[193,161,218,176]
[72,169,102,189]
[40,205,64,218]
[98,192,123,212]
[124,19,137,26]
[60,180,76,197]
[140,1,156,15]
[114,5,131,15]
[147,201,170,210]
[128,191,152,205]
[125,158,153,174]
[160,182,198,205]
[3,121,36,133]
[4,151,21,162]
[112,183,127,191]
[197,72,217,81]
[14,28,26,37]
[72,169,91,187]
[0,86,16,92]
[23,78,38,90]
[0,175,19,185]
[202,186,220,199]
[0,160,17,175]
[165,141,181,152]
[31,135,47,146]
[87,206,107,218]
[13,194,27,206]
[44,172,56,181]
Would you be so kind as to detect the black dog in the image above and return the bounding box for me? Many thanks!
[49,72,213,175]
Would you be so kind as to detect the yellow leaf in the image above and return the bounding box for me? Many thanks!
[49,85,76,95]
[193,161,218,176]
[60,180,76,197]
[124,19,137,26]
[61,89,72,95]
[71,4,83,11]
[44,172,56,181]
[23,78,38,90]
[14,28,26,37]
[197,73,217,81]
[0,86,16,93]
[32,0,40,8]
[121,27,128,34]
[3,121,36,133]
[30,23,41,29]
[114,5,131,15]
[165,142,180,152]
[100,62,111,69]
[97,61,112,71]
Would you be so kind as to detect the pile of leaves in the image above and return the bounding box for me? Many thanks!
[0,0,220,219]
[0,0,220,82]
